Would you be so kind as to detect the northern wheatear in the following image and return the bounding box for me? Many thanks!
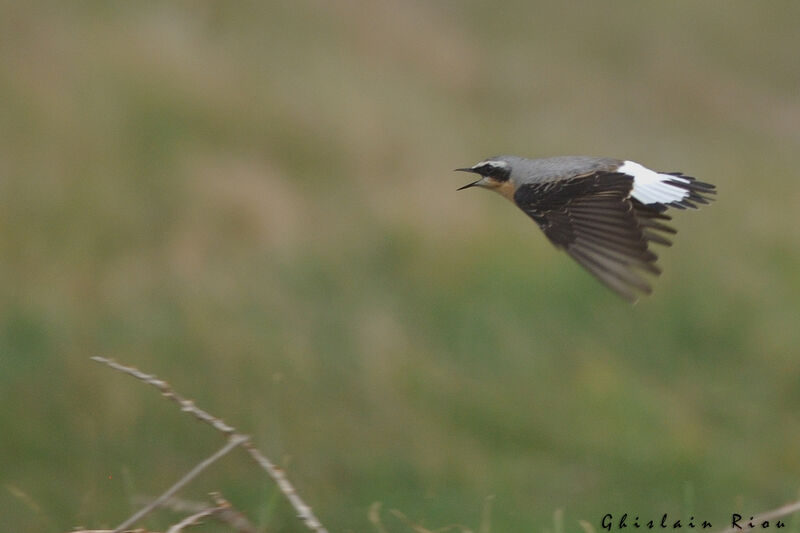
[456,155,716,301]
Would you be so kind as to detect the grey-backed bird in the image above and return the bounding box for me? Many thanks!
[455,155,715,301]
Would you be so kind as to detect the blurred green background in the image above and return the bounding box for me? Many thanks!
[2,1,800,531]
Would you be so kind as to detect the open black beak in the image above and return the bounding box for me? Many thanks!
[455,167,480,190]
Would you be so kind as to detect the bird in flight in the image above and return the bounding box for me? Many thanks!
[456,155,715,302]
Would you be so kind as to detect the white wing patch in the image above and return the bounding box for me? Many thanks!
[618,160,690,205]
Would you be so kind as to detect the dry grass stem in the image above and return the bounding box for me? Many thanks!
[69,530,159,533]
[388,508,473,533]
[129,492,261,533]
[368,502,390,533]
[210,492,263,533]
[91,357,236,435]
[716,499,800,533]
[113,435,248,533]
[91,356,328,533]
[164,506,224,533]
[241,444,327,531]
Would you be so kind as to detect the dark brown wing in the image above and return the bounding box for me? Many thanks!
[513,172,676,302]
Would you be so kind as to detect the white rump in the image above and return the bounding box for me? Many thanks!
[618,160,690,205]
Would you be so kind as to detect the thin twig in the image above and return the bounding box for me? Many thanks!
[389,508,473,533]
[368,502,389,533]
[210,492,263,533]
[92,356,329,533]
[242,444,327,532]
[91,357,236,435]
[165,506,223,533]
[112,434,248,533]
[133,493,262,533]
[131,495,209,514]
[716,499,800,533]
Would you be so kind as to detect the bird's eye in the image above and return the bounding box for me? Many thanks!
[478,163,510,181]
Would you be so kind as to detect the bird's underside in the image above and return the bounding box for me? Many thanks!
[513,170,715,302]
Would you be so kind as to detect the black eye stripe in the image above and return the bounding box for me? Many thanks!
[476,163,510,181]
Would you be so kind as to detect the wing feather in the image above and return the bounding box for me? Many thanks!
[513,171,677,301]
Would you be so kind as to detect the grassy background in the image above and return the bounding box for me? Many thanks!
[2,1,800,531]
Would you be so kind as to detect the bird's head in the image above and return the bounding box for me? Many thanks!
[455,157,515,199]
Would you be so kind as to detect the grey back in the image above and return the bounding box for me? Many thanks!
[494,155,621,185]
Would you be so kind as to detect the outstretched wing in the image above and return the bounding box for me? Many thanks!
[513,171,677,302]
